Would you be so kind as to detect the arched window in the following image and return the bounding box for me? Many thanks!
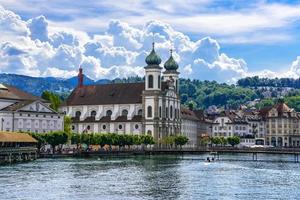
[147,106,152,118]
[148,75,153,88]
[91,110,96,117]
[170,106,173,119]
[122,109,128,116]
[158,75,161,89]
[138,109,142,116]
[102,125,106,130]
[175,108,177,118]
[176,79,178,92]
[75,111,81,118]
[159,106,162,118]
[166,107,168,118]
[106,110,112,117]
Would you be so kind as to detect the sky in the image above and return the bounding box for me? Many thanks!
[1,0,300,82]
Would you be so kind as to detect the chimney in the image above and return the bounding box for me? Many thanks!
[78,66,83,87]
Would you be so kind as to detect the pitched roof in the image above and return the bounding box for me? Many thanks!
[0,132,37,143]
[0,84,40,101]
[181,108,199,121]
[65,83,145,106]
[1,100,34,111]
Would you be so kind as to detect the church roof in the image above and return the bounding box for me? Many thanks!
[0,84,40,101]
[65,82,145,106]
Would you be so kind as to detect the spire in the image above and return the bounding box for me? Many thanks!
[78,66,83,88]
[145,42,162,66]
[164,48,178,71]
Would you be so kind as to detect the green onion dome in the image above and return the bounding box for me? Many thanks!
[164,49,178,71]
[145,42,162,65]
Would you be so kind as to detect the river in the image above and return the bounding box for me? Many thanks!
[0,154,300,200]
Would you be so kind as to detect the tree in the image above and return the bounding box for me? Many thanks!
[220,137,228,147]
[29,132,47,153]
[162,135,175,149]
[227,136,240,147]
[64,116,72,141]
[45,131,68,154]
[41,91,62,111]
[174,135,189,149]
[141,135,155,148]
[210,137,222,146]
[71,133,81,151]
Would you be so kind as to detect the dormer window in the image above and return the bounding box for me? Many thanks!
[122,109,128,117]
[91,110,97,117]
[75,111,81,118]
[106,110,112,117]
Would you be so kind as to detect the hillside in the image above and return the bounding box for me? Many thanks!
[1,73,300,110]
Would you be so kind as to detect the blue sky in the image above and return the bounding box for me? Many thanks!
[1,0,300,82]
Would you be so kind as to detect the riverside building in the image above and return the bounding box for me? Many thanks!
[0,84,64,133]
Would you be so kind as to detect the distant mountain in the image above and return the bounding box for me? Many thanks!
[0,73,110,96]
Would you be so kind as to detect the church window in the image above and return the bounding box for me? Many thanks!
[147,106,152,118]
[148,75,153,88]
[159,106,162,118]
[138,109,142,115]
[119,124,123,129]
[75,111,81,118]
[135,124,139,129]
[102,125,106,130]
[72,125,75,130]
[147,130,152,135]
[91,110,97,117]
[122,109,128,117]
[176,79,178,92]
[170,106,173,119]
[166,107,169,118]
[106,110,112,117]
[158,75,161,89]
[87,125,90,130]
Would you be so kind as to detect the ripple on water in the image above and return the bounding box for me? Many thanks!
[0,155,300,200]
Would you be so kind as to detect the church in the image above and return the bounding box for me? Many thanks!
[61,43,196,145]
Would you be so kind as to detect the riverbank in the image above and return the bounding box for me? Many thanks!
[39,147,300,162]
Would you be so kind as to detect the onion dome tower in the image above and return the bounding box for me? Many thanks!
[144,42,162,91]
[163,49,180,93]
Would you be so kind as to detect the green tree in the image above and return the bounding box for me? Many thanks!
[29,132,47,153]
[64,116,72,141]
[227,136,240,147]
[141,135,155,148]
[45,131,68,154]
[41,91,62,111]
[174,135,189,149]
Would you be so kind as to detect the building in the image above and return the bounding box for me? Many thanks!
[0,84,64,133]
[181,108,199,148]
[260,99,300,147]
[61,43,182,144]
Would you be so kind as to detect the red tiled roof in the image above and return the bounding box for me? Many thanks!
[65,83,145,106]
[181,108,199,121]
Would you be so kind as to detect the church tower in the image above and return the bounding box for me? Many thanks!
[163,49,180,94]
[142,43,162,141]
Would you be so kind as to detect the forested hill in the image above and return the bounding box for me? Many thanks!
[1,73,300,110]
[237,76,300,88]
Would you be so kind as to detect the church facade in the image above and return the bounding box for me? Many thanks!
[61,43,182,144]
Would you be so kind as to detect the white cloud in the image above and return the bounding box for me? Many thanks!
[0,5,299,83]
